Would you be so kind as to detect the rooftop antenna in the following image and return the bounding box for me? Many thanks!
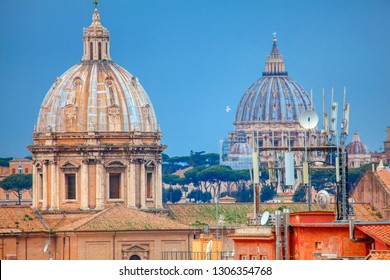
[329,87,338,144]
[299,109,319,211]
[339,86,350,220]
[322,88,329,145]
[94,0,99,9]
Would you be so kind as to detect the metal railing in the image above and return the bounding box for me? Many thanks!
[161,251,235,260]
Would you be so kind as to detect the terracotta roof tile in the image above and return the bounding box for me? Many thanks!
[357,224,390,246]
[167,203,382,228]
[366,250,390,260]
[54,204,190,232]
[0,206,47,232]
[377,168,390,191]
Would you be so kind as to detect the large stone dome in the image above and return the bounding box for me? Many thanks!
[235,36,312,125]
[35,9,158,134]
[28,6,165,212]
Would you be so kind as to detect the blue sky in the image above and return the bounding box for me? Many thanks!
[0,0,389,158]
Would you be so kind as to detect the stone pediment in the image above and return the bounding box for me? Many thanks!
[145,160,155,170]
[123,244,149,253]
[105,160,126,172]
[60,161,80,172]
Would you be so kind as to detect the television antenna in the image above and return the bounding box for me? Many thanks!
[260,211,270,226]
[316,190,331,209]
[43,243,49,253]
[205,240,213,260]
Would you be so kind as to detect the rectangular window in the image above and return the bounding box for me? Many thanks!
[261,256,267,260]
[109,173,120,199]
[5,193,10,201]
[146,172,153,198]
[39,173,43,200]
[240,255,247,260]
[315,242,322,250]
[66,174,76,200]
[250,255,257,260]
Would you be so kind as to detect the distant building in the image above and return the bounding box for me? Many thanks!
[221,34,323,174]
[346,131,371,168]
[0,158,32,205]
[385,126,390,165]
[370,126,390,165]
[351,161,390,220]
[9,158,32,174]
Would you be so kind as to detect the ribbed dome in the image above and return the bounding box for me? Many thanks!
[35,9,158,134]
[229,142,252,155]
[346,131,369,154]
[235,35,312,123]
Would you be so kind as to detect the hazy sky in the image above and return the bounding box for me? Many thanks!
[0,0,389,158]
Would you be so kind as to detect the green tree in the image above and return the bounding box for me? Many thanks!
[162,187,183,203]
[198,165,232,197]
[187,189,212,203]
[0,174,32,205]
[260,185,276,202]
[0,157,12,167]
[292,185,307,202]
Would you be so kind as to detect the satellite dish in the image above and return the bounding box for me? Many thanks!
[299,110,319,129]
[43,243,49,253]
[260,211,270,226]
[316,190,331,209]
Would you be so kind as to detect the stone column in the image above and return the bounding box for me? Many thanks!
[140,160,146,209]
[127,161,136,208]
[42,161,48,210]
[95,160,104,210]
[32,163,38,208]
[49,161,59,210]
[80,159,89,210]
[155,161,163,209]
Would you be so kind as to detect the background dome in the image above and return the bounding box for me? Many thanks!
[35,9,158,134]
[235,36,312,123]
[235,76,311,123]
[229,142,253,155]
[346,131,369,154]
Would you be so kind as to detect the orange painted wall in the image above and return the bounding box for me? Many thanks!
[291,226,370,260]
[233,239,275,260]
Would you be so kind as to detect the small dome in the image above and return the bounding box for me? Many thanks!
[229,142,253,155]
[346,131,369,154]
[235,35,312,123]
[35,9,158,134]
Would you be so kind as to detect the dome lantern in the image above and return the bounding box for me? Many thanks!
[81,5,111,61]
[263,33,287,76]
